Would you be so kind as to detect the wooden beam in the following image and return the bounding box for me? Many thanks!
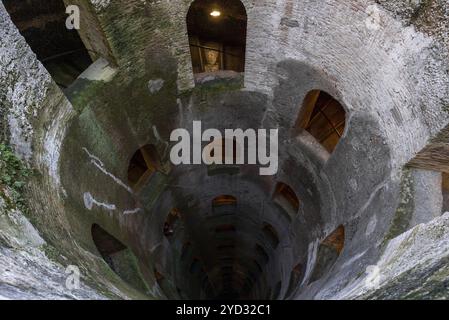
[408,125,449,173]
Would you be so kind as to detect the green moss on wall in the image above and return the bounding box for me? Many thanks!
[0,144,32,212]
[385,168,414,242]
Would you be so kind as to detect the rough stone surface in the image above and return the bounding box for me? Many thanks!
[335,212,449,300]
[0,192,106,300]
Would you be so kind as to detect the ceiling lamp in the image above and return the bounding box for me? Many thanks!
[210,10,221,17]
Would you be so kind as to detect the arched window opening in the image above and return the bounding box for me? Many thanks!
[296,90,346,153]
[213,195,237,207]
[128,144,161,192]
[309,225,345,283]
[164,208,182,238]
[154,269,165,282]
[92,224,126,267]
[221,265,233,275]
[262,223,279,248]
[220,256,234,263]
[154,269,172,296]
[3,0,93,89]
[221,265,235,298]
[91,224,148,293]
[218,268,236,299]
[212,194,237,215]
[215,224,236,233]
[217,243,236,251]
[285,263,304,299]
[186,0,247,76]
[255,244,269,264]
[273,182,300,217]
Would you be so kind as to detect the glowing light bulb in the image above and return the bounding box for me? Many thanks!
[210,10,221,17]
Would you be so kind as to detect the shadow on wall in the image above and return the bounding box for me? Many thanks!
[309,225,345,284]
[91,224,149,294]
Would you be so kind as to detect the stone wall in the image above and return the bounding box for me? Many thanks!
[0,0,449,299]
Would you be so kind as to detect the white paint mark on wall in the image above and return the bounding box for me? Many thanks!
[82,147,133,194]
[148,79,164,94]
[123,208,141,215]
[83,192,94,210]
[150,242,162,254]
[355,178,389,218]
[83,192,116,212]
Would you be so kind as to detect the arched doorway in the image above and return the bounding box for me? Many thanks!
[186,0,247,75]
